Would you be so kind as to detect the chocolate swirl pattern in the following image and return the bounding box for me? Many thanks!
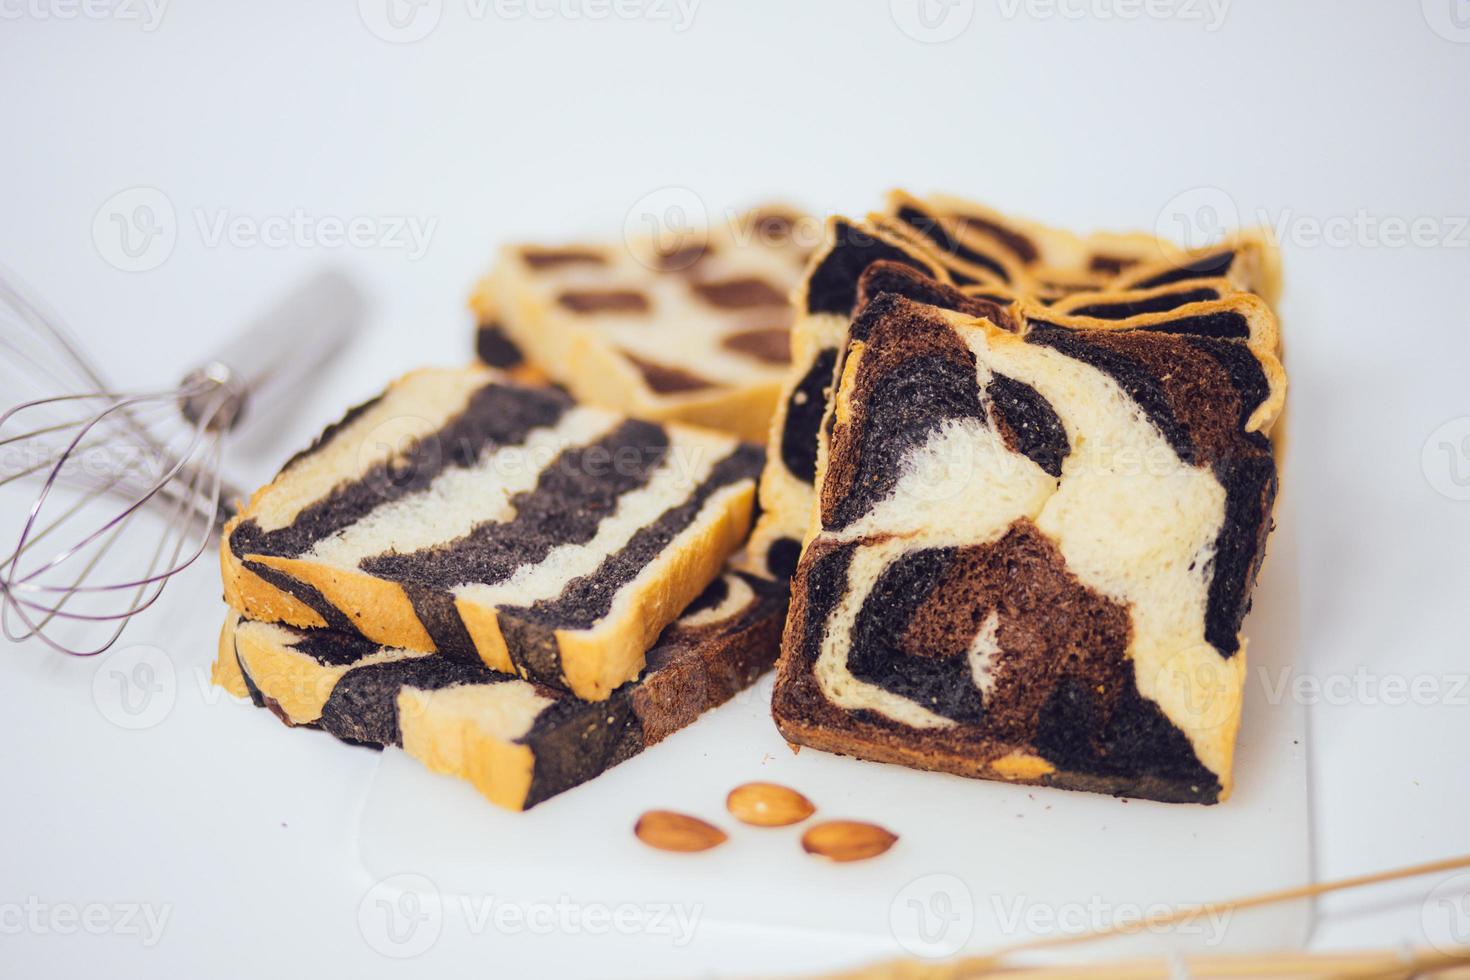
[221,366,762,701]
[745,217,954,579]
[215,571,787,811]
[773,293,1285,804]
[746,194,1282,582]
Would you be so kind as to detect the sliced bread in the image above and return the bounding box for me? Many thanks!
[222,366,762,701]
[773,292,1285,803]
[216,570,786,810]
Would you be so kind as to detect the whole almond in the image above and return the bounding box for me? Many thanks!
[634,810,728,853]
[726,782,816,827]
[800,820,898,862]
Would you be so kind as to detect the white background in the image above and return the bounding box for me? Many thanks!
[2,1,1468,977]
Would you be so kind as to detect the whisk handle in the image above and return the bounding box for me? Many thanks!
[179,269,367,430]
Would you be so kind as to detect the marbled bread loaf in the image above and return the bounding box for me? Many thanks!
[746,209,1280,581]
[772,292,1285,803]
[747,196,1176,580]
[215,571,787,811]
[221,366,762,701]
[479,206,811,443]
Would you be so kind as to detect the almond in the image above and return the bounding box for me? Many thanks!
[800,820,898,862]
[726,782,816,827]
[634,810,728,853]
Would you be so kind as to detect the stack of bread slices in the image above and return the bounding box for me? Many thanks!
[218,192,1284,809]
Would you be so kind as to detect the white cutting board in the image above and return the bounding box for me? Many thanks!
[356,491,1310,965]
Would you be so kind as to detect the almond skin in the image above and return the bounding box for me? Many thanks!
[726,782,816,827]
[634,810,728,853]
[800,820,898,862]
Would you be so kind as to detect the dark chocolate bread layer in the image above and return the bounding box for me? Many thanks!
[774,293,1285,805]
[216,571,787,812]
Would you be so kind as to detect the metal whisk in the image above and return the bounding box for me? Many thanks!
[0,268,365,656]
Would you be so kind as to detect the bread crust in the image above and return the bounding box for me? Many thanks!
[218,571,787,811]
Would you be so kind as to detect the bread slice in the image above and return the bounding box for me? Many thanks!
[477,205,811,443]
[216,570,787,811]
[773,292,1285,804]
[221,366,762,701]
[746,206,1281,582]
